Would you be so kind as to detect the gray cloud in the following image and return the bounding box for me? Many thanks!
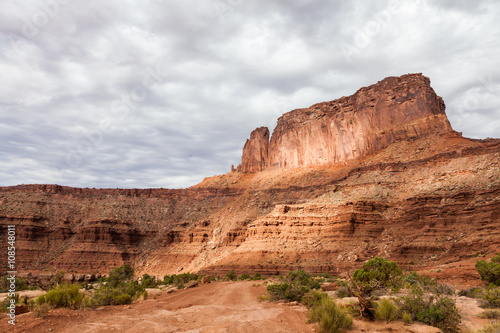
[0,0,499,189]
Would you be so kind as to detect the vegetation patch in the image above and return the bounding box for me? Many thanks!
[374,298,399,322]
[35,283,84,309]
[307,295,352,333]
[396,287,461,333]
[482,284,500,308]
[267,270,321,302]
[476,252,500,286]
[352,257,402,295]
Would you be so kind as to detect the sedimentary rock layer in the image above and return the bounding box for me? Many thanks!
[0,74,499,283]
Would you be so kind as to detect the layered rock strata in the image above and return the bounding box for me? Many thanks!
[0,74,499,283]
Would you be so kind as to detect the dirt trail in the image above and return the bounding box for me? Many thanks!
[0,281,314,333]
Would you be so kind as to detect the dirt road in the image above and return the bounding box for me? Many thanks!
[0,281,315,333]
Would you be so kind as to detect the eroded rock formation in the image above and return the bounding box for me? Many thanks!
[242,74,452,172]
[241,127,270,173]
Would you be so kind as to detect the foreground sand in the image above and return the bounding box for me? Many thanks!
[0,281,314,333]
[1,281,492,332]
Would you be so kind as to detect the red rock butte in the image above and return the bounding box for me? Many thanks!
[1,73,499,284]
[242,73,452,172]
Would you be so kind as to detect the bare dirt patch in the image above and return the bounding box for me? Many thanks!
[0,281,314,333]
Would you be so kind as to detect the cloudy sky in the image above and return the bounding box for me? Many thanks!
[1,0,499,189]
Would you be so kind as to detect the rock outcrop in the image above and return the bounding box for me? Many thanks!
[241,127,270,173]
[242,74,452,172]
[1,74,499,285]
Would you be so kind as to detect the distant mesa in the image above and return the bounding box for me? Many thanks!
[241,73,453,173]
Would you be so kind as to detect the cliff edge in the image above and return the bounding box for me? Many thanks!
[242,73,453,172]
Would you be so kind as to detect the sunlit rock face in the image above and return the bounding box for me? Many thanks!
[242,74,452,172]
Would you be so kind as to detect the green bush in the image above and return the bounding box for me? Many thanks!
[32,303,51,319]
[483,284,500,308]
[92,286,133,306]
[302,290,329,309]
[402,311,412,324]
[140,274,158,288]
[107,264,135,288]
[239,273,251,280]
[35,283,84,309]
[0,294,19,313]
[308,297,353,333]
[375,299,399,322]
[476,253,500,286]
[352,257,402,294]
[267,270,321,302]
[396,287,461,333]
[163,273,199,288]
[0,276,29,293]
[403,272,454,295]
[252,272,263,280]
[458,287,483,298]
[91,265,146,306]
[226,270,237,281]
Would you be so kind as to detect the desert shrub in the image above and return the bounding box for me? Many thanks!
[336,285,351,298]
[163,274,175,285]
[308,297,353,333]
[163,273,199,288]
[476,253,500,286]
[92,279,147,306]
[267,270,321,302]
[252,272,263,280]
[352,257,402,294]
[302,290,329,309]
[35,283,84,309]
[483,284,500,308]
[477,321,500,333]
[32,303,51,319]
[480,309,500,319]
[82,296,97,309]
[375,298,400,322]
[92,286,133,305]
[396,287,461,333]
[433,283,455,296]
[286,270,321,290]
[0,294,19,313]
[458,287,484,298]
[239,273,250,280]
[92,266,146,306]
[402,311,412,324]
[225,270,237,281]
[403,272,454,295]
[107,264,135,288]
[140,274,158,288]
[0,276,29,293]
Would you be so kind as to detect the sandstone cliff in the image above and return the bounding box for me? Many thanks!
[1,74,499,286]
[242,74,452,172]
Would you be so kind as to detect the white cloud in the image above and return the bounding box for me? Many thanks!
[0,0,499,188]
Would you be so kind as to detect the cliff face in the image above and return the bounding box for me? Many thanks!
[241,127,270,173]
[242,74,452,172]
[1,74,499,285]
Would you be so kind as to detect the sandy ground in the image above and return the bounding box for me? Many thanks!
[0,281,494,333]
[0,281,314,333]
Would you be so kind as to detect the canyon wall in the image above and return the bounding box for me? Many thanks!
[242,74,452,172]
[1,74,499,284]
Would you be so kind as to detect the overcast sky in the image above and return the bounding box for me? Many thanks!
[1,0,499,189]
